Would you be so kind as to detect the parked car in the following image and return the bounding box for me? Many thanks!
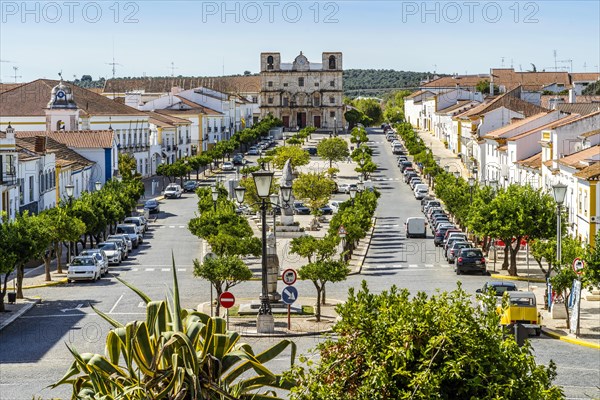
[434,226,454,247]
[423,200,441,213]
[183,181,198,193]
[79,249,108,276]
[446,241,471,263]
[247,147,260,155]
[303,147,318,156]
[444,232,468,249]
[476,281,518,296]
[414,184,429,199]
[115,224,140,248]
[409,178,423,189]
[106,236,129,259]
[420,196,435,209]
[498,291,541,336]
[97,242,122,265]
[67,256,102,282]
[337,183,350,194]
[397,155,408,163]
[456,248,487,275]
[222,161,234,171]
[404,172,418,183]
[232,154,245,165]
[108,234,132,252]
[329,200,345,213]
[144,199,160,214]
[405,217,427,238]
[393,144,405,155]
[164,183,182,199]
[124,216,146,234]
[399,161,413,172]
[319,204,333,215]
[293,201,311,215]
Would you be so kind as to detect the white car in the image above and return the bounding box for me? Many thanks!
[67,256,102,282]
[124,216,146,234]
[164,183,182,199]
[329,200,345,213]
[97,242,122,265]
[222,161,234,171]
[79,249,109,276]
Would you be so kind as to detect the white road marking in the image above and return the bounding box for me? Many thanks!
[138,301,146,308]
[177,268,186,272]
[108,294,123,314]
[161,268,170,271]
[146,268,155,272]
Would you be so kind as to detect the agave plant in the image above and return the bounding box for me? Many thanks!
[51,253,296,399]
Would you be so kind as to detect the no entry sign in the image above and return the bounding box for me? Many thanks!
[219,291,235,309]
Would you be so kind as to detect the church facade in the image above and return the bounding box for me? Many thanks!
[259,51,344,131]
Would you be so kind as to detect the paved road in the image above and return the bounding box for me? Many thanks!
[0,130,598,399]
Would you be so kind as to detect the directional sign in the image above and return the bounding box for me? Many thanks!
[572,258,585,275]
[282,268,297,285]
[338,225,347,237]
[281,286,298,305]
[219,291,235,309]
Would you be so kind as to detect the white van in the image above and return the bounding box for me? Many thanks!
[405,217,427,238]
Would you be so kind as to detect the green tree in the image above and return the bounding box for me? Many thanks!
[193,255,252,316]
[583,244,600,288]
[289,282,563,400]
[53,262,296,398]
[0,215,18,312]
[353,98,383,125]
[298,259,349,321]
[344,108,364,130]
[271,146,310,171]
[292,172,336,217]
[290,235,337,264]
[118,153,137,180]
[349,126,368,147]
[317,137,349,168]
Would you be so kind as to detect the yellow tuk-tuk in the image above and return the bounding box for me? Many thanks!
[498,291,542,336]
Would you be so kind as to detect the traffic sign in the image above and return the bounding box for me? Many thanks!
[282,269,297,285]
[281,286,298,305]
[338,225,347,237]
[219,291,235,309]
[572,258,585,275]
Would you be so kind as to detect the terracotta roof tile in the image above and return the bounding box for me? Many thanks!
[456,88,548,118]
[570,73,600,82]
[557,145,600,169]
[555,103,600,116]
[0,79,147,117]
[406,90,434,99]
[422,75,488,89]
[174,96,222,115]
[507,114,581,141]
[484,112,553,139]
[16,136,93,169]
[516,152,542,169]
[573,162,600,180]
[103,76,261,94]
[436,100,477,114]
[14,130,115,148]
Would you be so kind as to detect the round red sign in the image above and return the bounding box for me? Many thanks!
[282,269,297,285]
[219,291,235,309]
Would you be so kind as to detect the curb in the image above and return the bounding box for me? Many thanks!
[541,327,600,350]
[23,278,68,290]
[240,328,334,338]
[489,274,545,283]
[349,216,377,276]
[0,298,40,331]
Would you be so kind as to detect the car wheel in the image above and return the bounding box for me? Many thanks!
[456,269,462,275]
[535,328,541,337]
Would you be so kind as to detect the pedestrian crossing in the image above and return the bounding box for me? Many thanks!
[362,263,450,270]
[372,177,402,182]
[155,225,188,229]
[111,266,191,272]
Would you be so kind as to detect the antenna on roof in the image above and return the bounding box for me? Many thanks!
[107,57,122,80]
[11,66,22,83]
[553,49,557,72]
[170,62,177,78]
[583,62,587,72]
[501,57,505,68]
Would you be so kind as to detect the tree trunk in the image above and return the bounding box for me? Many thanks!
[16,264,24,299]
[315,285,322,323]
[56,242,63,274]
[508,237,522,276]
[0,272,9,312]
[43,254,52,281]
[322,282,326,305]
[563,290,570,329]
[215,287,222,317]
[502,243,509,270]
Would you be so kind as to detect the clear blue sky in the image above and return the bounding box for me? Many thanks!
[1,1,598,82]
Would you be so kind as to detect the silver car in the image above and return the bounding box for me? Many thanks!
[106,236,129,260]
[79,249,108,276]
[446,241,471,264]
[97,242,122,265]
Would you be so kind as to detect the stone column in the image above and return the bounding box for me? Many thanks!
[266,232,281,302]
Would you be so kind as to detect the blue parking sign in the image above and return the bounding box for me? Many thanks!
[281,286,298,305]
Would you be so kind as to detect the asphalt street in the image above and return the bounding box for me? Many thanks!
[0,129,598,400]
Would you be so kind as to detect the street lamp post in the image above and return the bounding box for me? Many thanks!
[349,185,357,205]
[468,177,475,203]
[552,182,568,266]
[234,169,293,334]
[270,193,279,241]
[453,170,460,183]
[65,184,74,262]
[211,185,219,211]
[334,117,337,137]
[95,181,102,192]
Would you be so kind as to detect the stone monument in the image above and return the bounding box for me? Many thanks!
[280,159,295,226]
[266,232,281,302]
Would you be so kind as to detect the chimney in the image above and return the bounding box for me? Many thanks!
[5,122,15,139]
[568,88,576,103]
[35,136,47,153]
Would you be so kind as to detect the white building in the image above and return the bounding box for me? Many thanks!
[0,124,19,221]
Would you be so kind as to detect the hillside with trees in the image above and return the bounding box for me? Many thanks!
[343,69,438,97]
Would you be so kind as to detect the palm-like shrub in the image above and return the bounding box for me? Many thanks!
[52,254,296,399]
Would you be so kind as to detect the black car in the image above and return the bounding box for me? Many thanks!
[293,201,311,215]
[183,181,198,192]
[232,155,245,165]
[304,147,318,156]
[143,199,160,214]
[399,161,413,172]
[319,205,333,215]
[434,226,454,247]
[476,281,518,296]
[456,248,487,275]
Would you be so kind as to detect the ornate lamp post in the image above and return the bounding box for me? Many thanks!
[453,170,460,183]
[211,185,219,211]
[468,177,475,203]
[552,182,568,266]
[95,181,102,192]
[349,185,357,205]
[65,184,74,263]
[234,170,293,333]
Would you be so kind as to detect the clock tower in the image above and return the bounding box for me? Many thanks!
[45,76,79,131]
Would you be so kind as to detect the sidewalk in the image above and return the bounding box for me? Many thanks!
[408,127,600,349]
